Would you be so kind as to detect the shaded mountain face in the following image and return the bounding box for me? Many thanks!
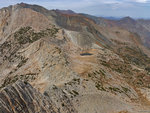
[115,17,150,48]
[1,3,150,113]
[137,19,150,32]
[82,14,150,48]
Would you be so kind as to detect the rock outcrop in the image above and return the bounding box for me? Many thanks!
[0,81,77,113]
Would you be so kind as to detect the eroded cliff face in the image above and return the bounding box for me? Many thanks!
[1,3,150,113]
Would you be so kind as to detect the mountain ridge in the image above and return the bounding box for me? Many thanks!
[1,3,150,113]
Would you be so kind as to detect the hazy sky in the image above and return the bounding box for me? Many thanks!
[0,0,150,18]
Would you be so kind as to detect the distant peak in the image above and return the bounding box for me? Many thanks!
[18,2,27,5]
[17,2,42,9]
[17,2,29,7]
[119,16,136,24]
[55,9,76,14]
[121,16,134,21]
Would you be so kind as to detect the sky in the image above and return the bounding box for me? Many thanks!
[0,0,150,18]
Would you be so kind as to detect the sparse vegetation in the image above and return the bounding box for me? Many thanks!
[117,46,150,67]
[100,59,132,75]
[0,73,37,89]
[65,78,80,86]
[17,57,28,68]
[95,82,106,91]
[145,67,150,72]
[99,69,106,77]
[72,78,80,84]
[72,90,79,96]
[121,86,130,93]
[108,86,131,96]
[14,26,59,45]
[69,90,79,97]
[109,87,123,93]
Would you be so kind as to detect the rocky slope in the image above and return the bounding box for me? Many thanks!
[137,19,150,32]
[0,3,150,113]
[82,14,150,48]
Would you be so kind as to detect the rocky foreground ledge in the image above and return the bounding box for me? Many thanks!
[0,81,77,113]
